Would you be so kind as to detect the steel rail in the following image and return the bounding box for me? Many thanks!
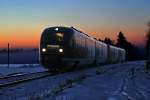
[0,71,51,88]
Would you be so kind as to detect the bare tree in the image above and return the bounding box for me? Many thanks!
[146,22,150,70]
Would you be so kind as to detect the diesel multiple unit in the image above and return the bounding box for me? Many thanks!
[40,26,125,70]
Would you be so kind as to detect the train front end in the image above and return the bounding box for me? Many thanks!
[40,27,72,69]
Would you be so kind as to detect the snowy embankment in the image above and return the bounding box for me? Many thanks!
[0,61,149,100]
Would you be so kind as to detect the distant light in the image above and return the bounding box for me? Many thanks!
[59,48,63,53]
[42,48,46,52]
[55,28,59,31]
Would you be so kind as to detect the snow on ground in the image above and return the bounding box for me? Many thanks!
[0,64,47,77]
[0,61,149,100]
[48,61,150,100]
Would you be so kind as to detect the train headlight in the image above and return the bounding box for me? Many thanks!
[59,48,63,53]
[55,28,59,31]
[42,48,46,52]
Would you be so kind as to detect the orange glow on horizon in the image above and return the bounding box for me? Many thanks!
[0,39,39,48]
[0,26,146,48]
[0,31,40,48]
[84,28,146,46]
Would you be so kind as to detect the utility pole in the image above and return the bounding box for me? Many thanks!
[8,43,10,68]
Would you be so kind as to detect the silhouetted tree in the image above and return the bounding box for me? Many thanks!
[104,37,114,45]
[98,38,103,42]
[116,31,127,48]
[116,31,139,61]
[146,22,150,70]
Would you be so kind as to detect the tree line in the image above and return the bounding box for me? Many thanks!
[0,48,38,53]
[100,31,146,61]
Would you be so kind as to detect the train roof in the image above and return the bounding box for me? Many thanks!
[71,27,90,37]
[43,26,89,36]
[44,26,72,31]
[109,45,125,51]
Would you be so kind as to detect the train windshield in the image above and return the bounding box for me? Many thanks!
[55,32,64,41]
[40,27,73,49]
[41,31,64,45]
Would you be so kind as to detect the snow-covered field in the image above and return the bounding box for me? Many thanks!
[0,61,149,100]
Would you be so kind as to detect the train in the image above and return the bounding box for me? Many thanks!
[40,26,126,70]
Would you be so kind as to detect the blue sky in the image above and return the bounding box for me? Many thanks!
[0,0,150,47]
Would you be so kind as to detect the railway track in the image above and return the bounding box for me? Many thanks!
[0,62,141,89]
[0,71,51,88]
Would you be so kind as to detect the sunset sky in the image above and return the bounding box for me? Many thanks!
[0,0,150,48]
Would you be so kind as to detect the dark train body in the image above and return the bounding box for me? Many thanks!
[40,26,125,70]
